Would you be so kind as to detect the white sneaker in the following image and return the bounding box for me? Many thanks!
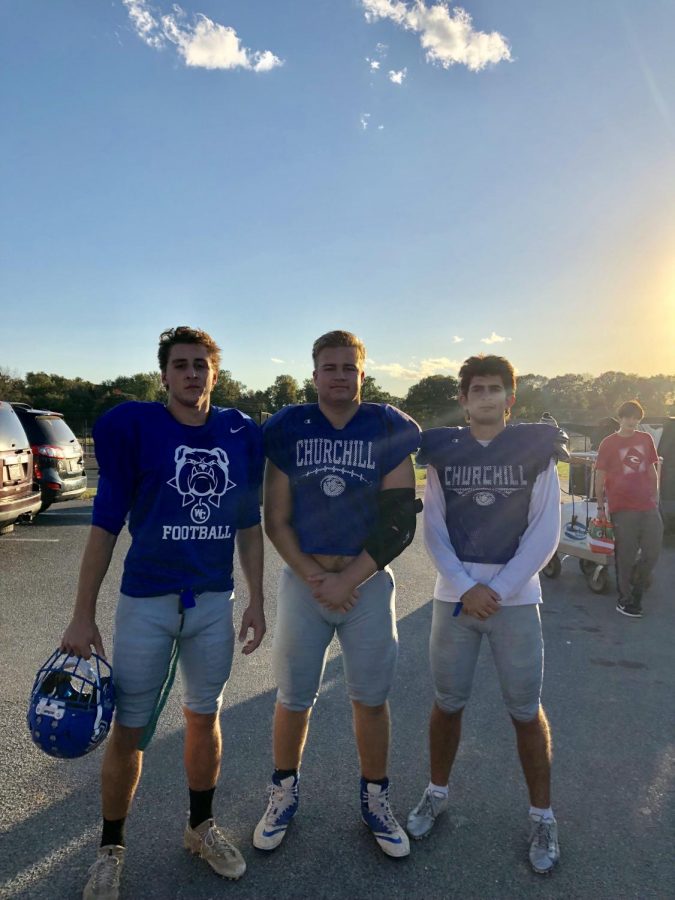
[528,815,560,875]
[82,845,124,900]
[406,787,449,839]
[253,774,299,851]
[360,780,410,858]
[184,818,246,880]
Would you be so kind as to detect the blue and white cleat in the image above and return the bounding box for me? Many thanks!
[253,774,299,851]
[360,779,410,858]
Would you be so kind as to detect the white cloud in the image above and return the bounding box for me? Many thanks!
[388,67,407,84]
[124,0,164,48]
[480,332,510,344]
[123,1,283,72]
[367,58,381,70]
[360,113,371,130]
[378,124,385,130]
[452,335,463,343]
[361,1,511,72]
[369,356,460,381]
[271,358,285,364]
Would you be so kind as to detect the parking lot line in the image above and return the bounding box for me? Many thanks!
[0,825,97,896]
[4,538,60,543]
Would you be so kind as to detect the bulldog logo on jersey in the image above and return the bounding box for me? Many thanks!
[321,474,346,497]
[168,446,235,523]
[474,491,496,506]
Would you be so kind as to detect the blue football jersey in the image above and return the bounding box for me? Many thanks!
[92,401,263,596]
[264,403,421,555]
[418,423,563,564]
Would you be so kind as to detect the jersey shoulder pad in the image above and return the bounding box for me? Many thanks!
[515,422,570,462]
[265,403,312,428]
[417,427,465,466]
[93,400,151,438]
[382,403,421,432]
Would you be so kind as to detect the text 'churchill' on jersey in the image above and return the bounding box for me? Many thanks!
[295,437,376,470]
[445,464,529,493]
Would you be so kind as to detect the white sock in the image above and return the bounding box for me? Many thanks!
[428,782,449,798]
[529,805,555,822]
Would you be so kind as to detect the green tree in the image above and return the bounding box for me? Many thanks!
[211,370,246,408]
[106,372,163,402]
[0,368,27,402]
[300,378,317,404]
[402,375,461,428]
[513,373,548,421]
[268,375,300,412]
[361,375,400,405]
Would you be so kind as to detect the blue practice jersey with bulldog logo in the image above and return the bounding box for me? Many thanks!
[92,401,263,596]
[418,424,567,564]
[264,403,421,555]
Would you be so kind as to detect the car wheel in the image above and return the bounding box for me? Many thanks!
[39,498,53,513]
[542,554,562,578]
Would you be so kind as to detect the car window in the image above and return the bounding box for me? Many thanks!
[31,416,77,444]
[0,404,30,451]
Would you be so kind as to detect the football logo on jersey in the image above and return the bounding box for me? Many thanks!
[474,491,496,506]
[321,474,346,497]
[168,446,235,523]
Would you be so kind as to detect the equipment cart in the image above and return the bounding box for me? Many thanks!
[542,451,614,594]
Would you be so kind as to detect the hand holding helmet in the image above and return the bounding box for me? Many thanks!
[27,650,115,759]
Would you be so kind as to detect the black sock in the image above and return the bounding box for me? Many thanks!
[274,768,298,782]
[189,787,216,830]
[101,817,126,848]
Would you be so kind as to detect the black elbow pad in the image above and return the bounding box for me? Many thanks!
[363,488,423,570]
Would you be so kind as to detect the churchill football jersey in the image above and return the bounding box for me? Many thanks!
[92,401,263,597]
[419,423,564,564]
[264,403,421,555]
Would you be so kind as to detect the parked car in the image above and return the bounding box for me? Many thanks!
[0,401,41,533]
[11,404,87,512]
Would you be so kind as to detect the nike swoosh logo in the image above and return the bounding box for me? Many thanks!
[230,426,245,433]
[262,827,287,837]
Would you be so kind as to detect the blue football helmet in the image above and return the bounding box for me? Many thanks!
[28,650,115,759]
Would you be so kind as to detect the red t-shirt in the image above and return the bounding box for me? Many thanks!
[595,431,659,512]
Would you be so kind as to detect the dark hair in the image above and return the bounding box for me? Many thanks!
[617,399,644,420]
[458,355,516,397]
[312,330,366,368]
[157,326,221,373]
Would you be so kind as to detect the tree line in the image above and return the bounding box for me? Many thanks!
[1,368,673,433]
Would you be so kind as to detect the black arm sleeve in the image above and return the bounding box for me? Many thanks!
[363,488,424,571]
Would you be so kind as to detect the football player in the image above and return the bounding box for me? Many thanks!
[406,354,567,876]
[253,330,421,859]
[60,326,265,898]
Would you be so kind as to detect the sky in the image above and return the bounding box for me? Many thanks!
[1,0,674,396]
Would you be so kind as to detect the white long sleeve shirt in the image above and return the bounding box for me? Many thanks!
[423,456,561,606]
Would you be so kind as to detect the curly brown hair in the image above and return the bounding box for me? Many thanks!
[458,354,516,397]
[157,326,221,373]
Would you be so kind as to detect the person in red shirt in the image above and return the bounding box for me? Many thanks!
[595,400,663,618]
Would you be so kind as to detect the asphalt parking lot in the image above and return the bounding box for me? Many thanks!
[0,501,673,900]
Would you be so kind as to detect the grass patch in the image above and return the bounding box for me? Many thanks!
[82,488,97,500]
